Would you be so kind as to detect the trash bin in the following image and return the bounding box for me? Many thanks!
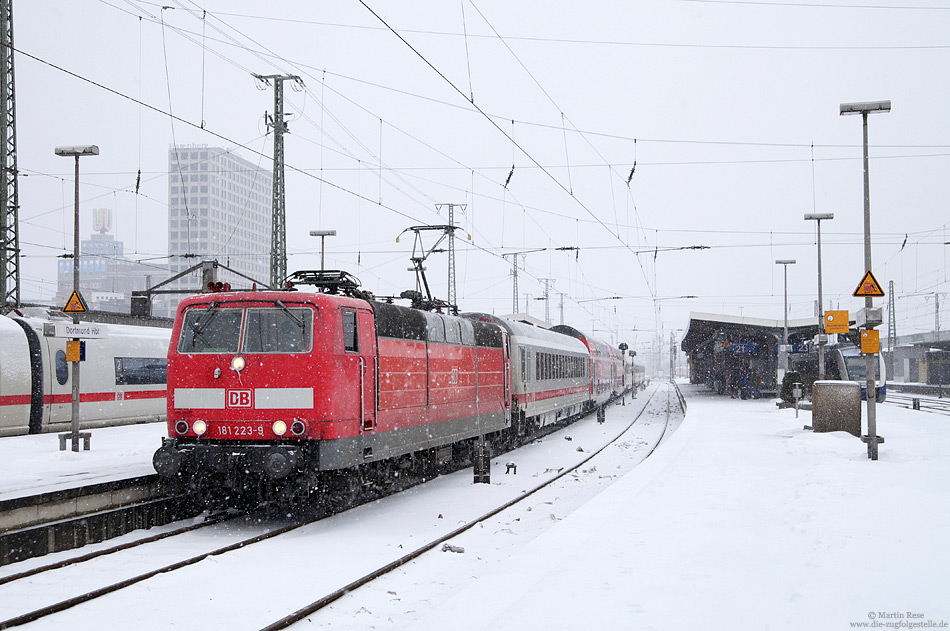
[811,380,862,437]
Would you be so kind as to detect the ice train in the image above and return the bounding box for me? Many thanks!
[0,309,171,437]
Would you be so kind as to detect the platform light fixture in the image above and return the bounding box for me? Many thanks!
[775,259,796,380]
[54,144,99,453]
[840,99,890,461]
[805,213,834,379]
[309,229,337,272]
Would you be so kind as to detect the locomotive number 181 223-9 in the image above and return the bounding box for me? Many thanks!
[211,423,266,438]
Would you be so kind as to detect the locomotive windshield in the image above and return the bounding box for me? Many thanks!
[244,307,312,353]
[177,304,313,354]
[179,307,242,353]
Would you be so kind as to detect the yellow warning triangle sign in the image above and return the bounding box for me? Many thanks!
[62,290,88,314]
[853,270,885,298]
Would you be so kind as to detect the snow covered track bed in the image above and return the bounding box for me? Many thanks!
[0,384,678,630]
[261,383,678,630]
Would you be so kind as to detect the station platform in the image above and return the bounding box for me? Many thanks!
[0,423,166,503]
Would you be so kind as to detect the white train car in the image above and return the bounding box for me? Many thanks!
[463,313,591,431]
[0,310,171,437]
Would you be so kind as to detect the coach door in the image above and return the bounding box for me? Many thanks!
[502,332,511,409]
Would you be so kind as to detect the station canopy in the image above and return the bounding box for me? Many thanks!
[681,312,822,355]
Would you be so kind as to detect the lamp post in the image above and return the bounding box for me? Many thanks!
[805,213,834,379]
[55,144,99,452]
[840,99,890,461]
[309,229,336,272]
[775,259,796,382]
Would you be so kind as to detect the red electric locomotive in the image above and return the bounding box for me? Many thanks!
[153,271,510,506]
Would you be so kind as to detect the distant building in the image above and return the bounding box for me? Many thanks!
[166,145,273,311]
[55,208,169,315]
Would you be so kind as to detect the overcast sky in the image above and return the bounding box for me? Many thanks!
[12,0,950,356]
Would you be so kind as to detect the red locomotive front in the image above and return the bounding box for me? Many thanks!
[164,292,374,443]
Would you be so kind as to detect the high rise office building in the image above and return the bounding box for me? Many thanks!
[167,145,273,309]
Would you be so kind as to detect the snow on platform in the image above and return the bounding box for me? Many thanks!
[0,423,166,502]
[398,383,950,631]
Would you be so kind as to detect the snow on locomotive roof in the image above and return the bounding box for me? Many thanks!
[461,313,588,355]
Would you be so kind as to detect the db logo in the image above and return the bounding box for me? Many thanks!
[227,389,252,408]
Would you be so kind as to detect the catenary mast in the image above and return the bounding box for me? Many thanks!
[255,73,302,289]
[0,0,19,312]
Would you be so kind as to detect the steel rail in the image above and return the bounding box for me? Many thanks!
[884,392,950,416]
[0,510,232,588]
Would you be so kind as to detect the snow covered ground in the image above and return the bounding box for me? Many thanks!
[1,383,948,631]
[304,383,950,631]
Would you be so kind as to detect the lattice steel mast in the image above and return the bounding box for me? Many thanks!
[255,73,302,289]
[0,0,19,312]
[436,203,465,307]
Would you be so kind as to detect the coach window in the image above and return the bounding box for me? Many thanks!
[55,350,68,385]
[115,357,168,385]
[342,309,358,353]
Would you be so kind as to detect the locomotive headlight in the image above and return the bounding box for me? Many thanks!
[231,356,246,372]
[272,420,288,436]
[193,420,207,436]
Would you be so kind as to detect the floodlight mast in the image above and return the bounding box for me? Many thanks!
[775,259,796,381]
[309,229,336,272]
[840,99,890,461]
[54,144,99,453]
[805,213,834,379]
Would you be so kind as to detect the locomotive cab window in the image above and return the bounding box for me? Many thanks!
[244,307,312,353]
[342,309,358,353]
[178,307,243,353]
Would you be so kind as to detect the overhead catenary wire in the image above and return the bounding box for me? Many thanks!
[358,0,661,298]
[28,1,950,325]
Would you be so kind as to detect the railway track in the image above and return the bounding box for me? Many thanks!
[0,385,678,629]
[0,502,339,629]
[0,510,231,589]
[884,392,950,416]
